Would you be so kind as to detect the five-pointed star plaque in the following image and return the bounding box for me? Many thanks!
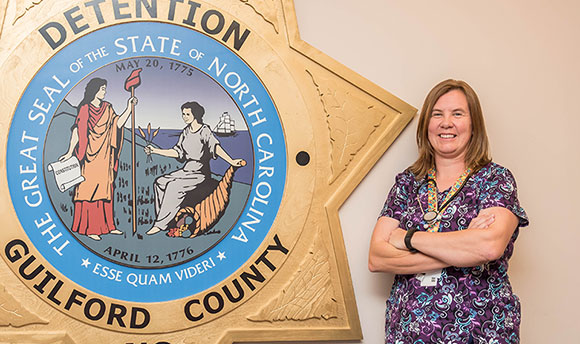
[0,0,415,343]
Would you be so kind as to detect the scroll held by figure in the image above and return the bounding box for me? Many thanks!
[47,156,85,192]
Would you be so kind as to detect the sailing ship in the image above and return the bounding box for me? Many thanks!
[213,112,236,136]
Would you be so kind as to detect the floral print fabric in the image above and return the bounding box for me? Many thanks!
[380,162,528,343]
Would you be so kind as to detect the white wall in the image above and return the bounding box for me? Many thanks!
[281,0,579,343]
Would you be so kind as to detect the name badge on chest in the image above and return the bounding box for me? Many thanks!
[416,269,442,287]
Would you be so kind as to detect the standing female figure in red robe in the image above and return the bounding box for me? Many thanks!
[59,78,137,241]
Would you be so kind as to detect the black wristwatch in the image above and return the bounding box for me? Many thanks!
[404,227,419,253]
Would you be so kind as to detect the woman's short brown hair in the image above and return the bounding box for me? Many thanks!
[408,79,491,178]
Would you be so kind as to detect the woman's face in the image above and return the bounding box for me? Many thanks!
[427,89,472,161]
[95,85,106,101]
[182,108,195,125]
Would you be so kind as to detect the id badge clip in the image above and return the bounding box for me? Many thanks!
[416,269,442,287]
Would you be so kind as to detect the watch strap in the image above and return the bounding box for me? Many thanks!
[404,227,419,253]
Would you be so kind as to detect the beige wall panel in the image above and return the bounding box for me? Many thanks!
[293,0,579,343]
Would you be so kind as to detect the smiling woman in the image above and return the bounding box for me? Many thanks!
[368,79,529,343]
[427,90,472,166]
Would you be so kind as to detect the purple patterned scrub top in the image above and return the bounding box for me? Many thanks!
[380,162,528,344]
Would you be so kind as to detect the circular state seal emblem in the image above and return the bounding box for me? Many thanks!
[5,20,290,329]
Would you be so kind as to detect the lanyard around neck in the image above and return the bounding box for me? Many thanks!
[419,167,472,232]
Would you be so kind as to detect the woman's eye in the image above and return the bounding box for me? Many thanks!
[453,112,462,117]
[431,113,442,117]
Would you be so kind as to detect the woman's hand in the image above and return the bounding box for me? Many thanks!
[59,151,73,162]
[231,159,246,167]
[369,217,450,274]
[144,144,155,155]
[118,97,138,128]
[128,96,138,107]
[468,213,495,229]
[388,228,408,250]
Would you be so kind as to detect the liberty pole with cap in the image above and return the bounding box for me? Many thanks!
[124,68,143,235]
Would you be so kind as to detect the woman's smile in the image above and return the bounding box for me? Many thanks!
[182,108,194,124]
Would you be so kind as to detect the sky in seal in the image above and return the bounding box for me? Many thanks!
[64,56,247,131]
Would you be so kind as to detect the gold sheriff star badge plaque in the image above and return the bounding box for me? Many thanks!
[0,0,415,343]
